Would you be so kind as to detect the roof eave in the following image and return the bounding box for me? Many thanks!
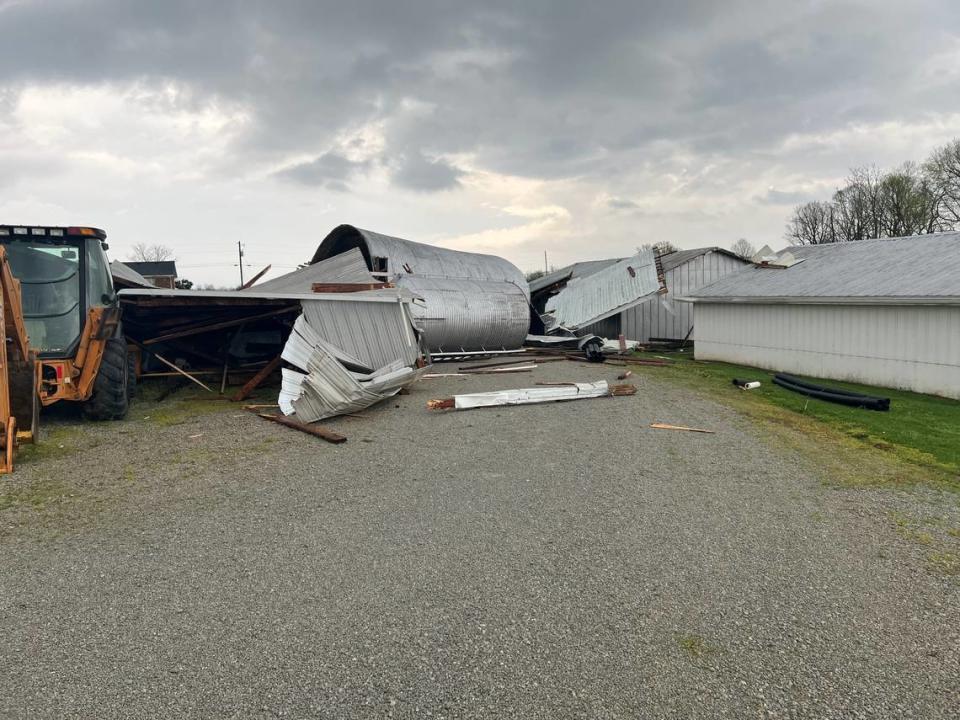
[678,295,960,306]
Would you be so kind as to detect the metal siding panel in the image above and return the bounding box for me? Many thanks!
[694,303,960,398]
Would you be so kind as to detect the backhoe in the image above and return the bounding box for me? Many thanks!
[0,225,132,473]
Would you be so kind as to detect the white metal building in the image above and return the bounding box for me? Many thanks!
[529,247,748,341]
[685,233,960,399]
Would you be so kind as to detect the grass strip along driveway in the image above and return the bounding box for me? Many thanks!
[628,351,960,487]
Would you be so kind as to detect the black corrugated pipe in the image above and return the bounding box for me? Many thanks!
[772,374,891,411]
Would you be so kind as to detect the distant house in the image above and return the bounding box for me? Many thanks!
[125,260,178,289]
[109,260,155,290]
[684,232,960,398]
[529,247,749,341]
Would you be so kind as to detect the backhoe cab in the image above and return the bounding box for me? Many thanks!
[0,225,132,473]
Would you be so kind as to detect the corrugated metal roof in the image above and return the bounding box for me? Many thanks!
[544,249,663,329]
[245,247,375,293]
[689,232,960,303]
[118,287,402,304]
[311,224,527,290]
[125,260,178,277]
[658,247,742,273]
[309,224,530,351]
[528,258,622,294]
[298,295,422,370]
[110,260,155,288]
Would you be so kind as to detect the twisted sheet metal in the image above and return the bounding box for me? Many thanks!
[545,249,663,330]
[298,293,421,369]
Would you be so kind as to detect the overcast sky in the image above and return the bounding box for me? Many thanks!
[1,1,958,285]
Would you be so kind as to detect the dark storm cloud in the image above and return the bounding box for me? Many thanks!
[1,0,959,189]
[274,152,370,192]
[391,151,463,191]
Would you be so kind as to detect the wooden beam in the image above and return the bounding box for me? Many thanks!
[142,305,299,345]
[129,339,214,392]
[240,264,271,290]
[311,282,393,293]
[231,354,282,402]
[256,413,347,444]
[649,422,714,434]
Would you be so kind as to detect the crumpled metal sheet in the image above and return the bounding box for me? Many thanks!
[544,249,663,330]
[283,347,420,422]
[451,381,610,410]
[278,292,425,422]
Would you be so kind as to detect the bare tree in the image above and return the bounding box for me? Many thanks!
[877,163,943,237]
[831,166,884,241]
[925,139,960,227]
[730,238,756,259]
[129,243,174,262]
[785,201,837,245]
[638,241,677,256]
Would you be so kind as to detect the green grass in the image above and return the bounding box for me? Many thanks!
[631,352,960,485]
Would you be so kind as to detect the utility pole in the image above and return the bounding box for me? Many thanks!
[544,250,548,274]
[237,241,245,287]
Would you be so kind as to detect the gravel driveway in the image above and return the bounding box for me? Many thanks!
[1,362,958,719]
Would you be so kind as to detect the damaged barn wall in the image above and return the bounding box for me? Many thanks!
[695,302,960,399]
[621,250,749,342]
[311,225,530,352]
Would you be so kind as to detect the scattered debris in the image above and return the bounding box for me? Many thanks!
[600,358,670,367]
[617,370,633,380]
[278,295,427,422]
[256,412,347,444]
[456,356,563,371]
[427,381,636,411]
[459,364,537,375]
[239,264,272,289]
[773,373,891,411]
[650,422,715,434]
[232,354,283,402]
[128,339,214,393]
[732,378,761,390]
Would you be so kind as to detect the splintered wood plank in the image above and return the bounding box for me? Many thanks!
[256,413,347,444]
[232,354,283,402]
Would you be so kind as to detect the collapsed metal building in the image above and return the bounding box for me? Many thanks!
[310,225,530,354]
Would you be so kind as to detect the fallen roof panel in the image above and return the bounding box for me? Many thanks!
[544,249,664,330]
[245,247,376,293]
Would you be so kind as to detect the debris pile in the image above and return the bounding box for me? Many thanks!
[115,223,689,440]
[278,294,426,421]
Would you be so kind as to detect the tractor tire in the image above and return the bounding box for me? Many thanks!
[82,337,130,421]
[9,360,39,442]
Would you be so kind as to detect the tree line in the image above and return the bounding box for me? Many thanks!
[785,139,960,245]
